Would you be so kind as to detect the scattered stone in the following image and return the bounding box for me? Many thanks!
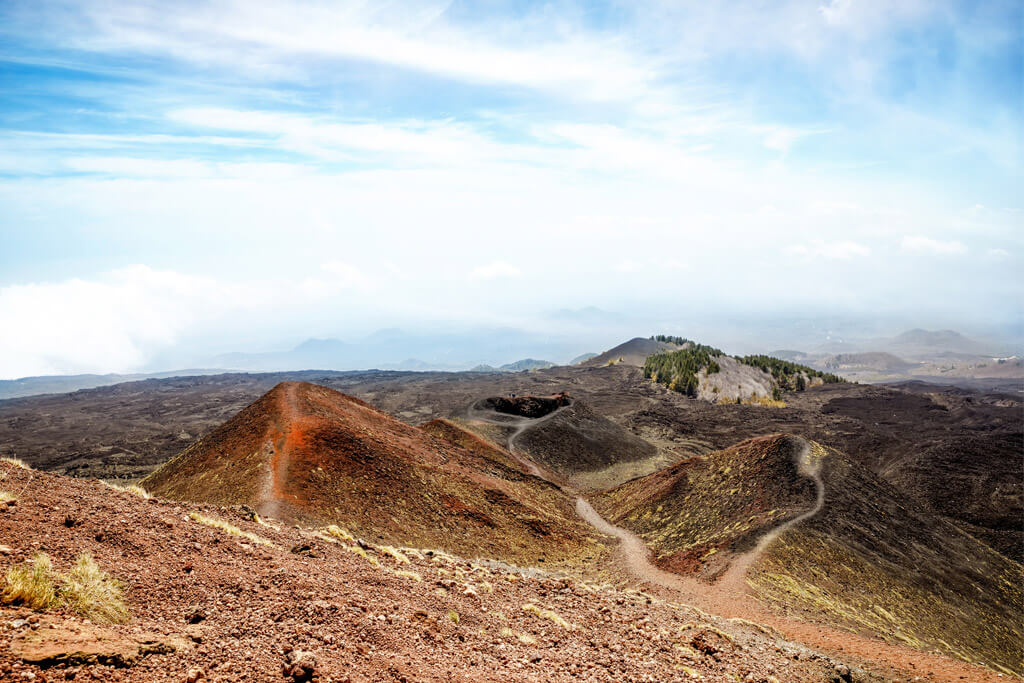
[282,649,317,682]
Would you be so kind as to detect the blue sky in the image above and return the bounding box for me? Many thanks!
[0,0,1021,377]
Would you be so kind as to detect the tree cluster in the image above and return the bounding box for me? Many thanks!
[737,355,844,391]
[643,347,722,397]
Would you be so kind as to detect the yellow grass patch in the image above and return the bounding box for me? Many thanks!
[1,552,128,624]
[188,512,277,548]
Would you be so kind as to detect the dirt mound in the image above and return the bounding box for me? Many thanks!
[582,337,679,367]
[142,382,604,569]
[596,434,1024,676]
[1,462,864,683]
[596,435,816,579]
[513,400,659,486]
[478,392,571,418]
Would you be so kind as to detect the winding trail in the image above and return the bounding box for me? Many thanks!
[463,399,573,482]
[716,438,825,599]
[465,402,1002,682]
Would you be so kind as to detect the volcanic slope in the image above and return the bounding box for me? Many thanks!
[582,336,679,367]
[0,460,873,683]
[594,434,1024,676]
[466,395,664,489]
[143,382,607,571]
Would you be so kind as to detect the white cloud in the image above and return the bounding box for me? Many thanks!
[613,260,643,273]
[785,240,871,260]
[468,262,522,281]
[67,2,659,105]
[0,264,381,379]
[901,235,967,254]
[987,248,1010,259]
[0,266,226,377]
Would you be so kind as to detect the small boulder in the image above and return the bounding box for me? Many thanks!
[282,649,317,682]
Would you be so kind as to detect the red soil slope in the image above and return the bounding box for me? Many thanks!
[0,462,862,682]
[142,382,603,570]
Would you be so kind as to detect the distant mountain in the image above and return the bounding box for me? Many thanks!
[569,352,598,365]
[469,359,556,373]
[819,352,914,374]
[212,328,585,372]
[882,328,996,358]
[498,358,556,372]
[0,370,225,400]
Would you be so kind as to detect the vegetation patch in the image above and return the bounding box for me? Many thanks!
[103,482,152,499]
[737,355,843,395]
[643,343,724,397]
[522,603,575,630]
[644,335,844,399]
[188,512,277,548]
[2,552,128,624]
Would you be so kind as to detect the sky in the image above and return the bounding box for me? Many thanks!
[0,0,1021,378]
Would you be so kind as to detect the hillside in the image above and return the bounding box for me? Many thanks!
[0,461,859,682]
[582,337,679,367]
[595,435,1024,676]
[467,395,663,489]
[643,345,843,403]
[142,382,606,570]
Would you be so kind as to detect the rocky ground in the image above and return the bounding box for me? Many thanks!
[0,461,873,682]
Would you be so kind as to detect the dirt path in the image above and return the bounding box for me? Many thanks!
[467,405,1004,682]
[258,383,301,519]
[575,439,1004,683]
[716,438,825,598]
[463,400,572,481]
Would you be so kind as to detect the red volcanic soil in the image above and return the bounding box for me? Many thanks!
[142,382,601,570]
[0,461,857,682]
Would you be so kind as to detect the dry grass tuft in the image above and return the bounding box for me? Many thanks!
[2,553,56,610]
[522,603,575,630]
[59,553,128,624]
[101,481,152,499]
[447,609,460,624]
[2,552,128,623]
[188,512,276,548]
[379,545,410,564]
[0,490,16,503]
[0,457,30,470]
[517,631,538,645]
[324,524,354,542]
[744,395,787,408]
[388,569,422,582]
[342,544,380,567]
